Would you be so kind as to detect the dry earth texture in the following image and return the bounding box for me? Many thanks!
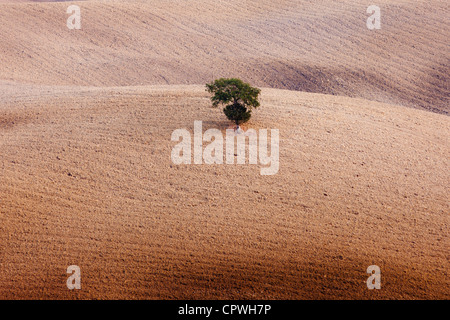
[0,0,449,299]
[0,0,448,113]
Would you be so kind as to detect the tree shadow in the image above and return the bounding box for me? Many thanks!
[201,120,233,131]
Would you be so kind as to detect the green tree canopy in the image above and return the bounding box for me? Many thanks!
[206,78,261,125]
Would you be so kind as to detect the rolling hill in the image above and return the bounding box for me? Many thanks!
[0,0,448,299]
[0,0,448,113]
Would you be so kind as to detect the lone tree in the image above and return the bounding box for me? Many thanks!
[206,78,261,126]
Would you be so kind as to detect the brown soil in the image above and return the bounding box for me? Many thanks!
[0,0,448,113]
[0,0,448,300]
